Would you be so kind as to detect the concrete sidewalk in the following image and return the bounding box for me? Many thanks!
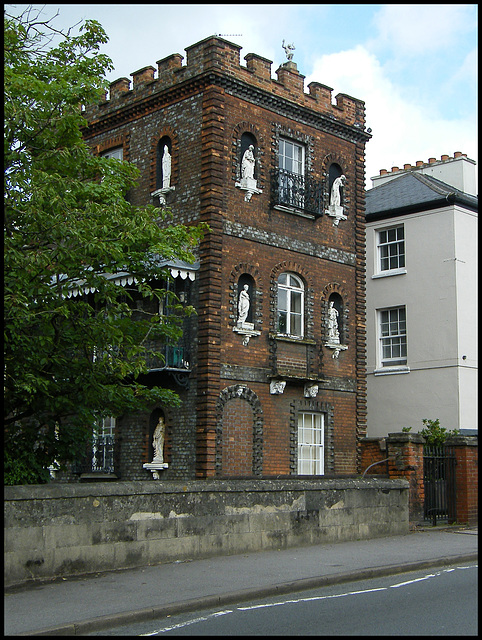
[4,526,477,636]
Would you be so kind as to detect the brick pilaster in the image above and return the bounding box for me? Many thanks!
[386,432,425,526]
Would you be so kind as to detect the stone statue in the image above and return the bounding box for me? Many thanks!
[330,175,346,208]
[282,40,295,62]
[152,416,165,462]
[327,301,340,344]
[162,145,171,189]
[237,284,250,324]
[241,145,256,180]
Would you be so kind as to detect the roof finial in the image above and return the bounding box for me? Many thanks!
[282,39,295,62]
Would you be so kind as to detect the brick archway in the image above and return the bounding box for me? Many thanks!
[216,385,263,476]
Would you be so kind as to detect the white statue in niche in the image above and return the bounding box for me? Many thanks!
[241,145,256,180]
[330,175,345,208]
[282,40,295,62]
[326,174,347,225]
[236,144,262,202]
[162,145,171,189]
[151,145,175,205]
[152,416,165,463]
[237,284,250,325]
[327,301,340,344]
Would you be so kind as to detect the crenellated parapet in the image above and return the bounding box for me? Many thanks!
[84,36,368,134]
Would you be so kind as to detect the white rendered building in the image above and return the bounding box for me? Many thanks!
[365,153,477,437]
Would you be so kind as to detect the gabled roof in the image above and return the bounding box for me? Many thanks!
[365,172,478,221]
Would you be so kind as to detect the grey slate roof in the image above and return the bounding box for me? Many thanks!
[365,172,478,220]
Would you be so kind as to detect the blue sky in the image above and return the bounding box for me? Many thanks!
[9,4,477,188]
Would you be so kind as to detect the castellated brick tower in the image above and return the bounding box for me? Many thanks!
[83,36,371,480]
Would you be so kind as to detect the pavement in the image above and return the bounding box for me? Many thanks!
[4,525,477,636]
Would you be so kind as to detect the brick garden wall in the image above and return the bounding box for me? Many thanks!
[360,433,478,527]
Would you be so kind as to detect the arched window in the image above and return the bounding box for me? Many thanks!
[277,273,304,337]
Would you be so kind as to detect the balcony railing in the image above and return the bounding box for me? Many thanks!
[73,434,115,475]
[91,434,115,473]
[144,341,191,372]
[271,169,323,217]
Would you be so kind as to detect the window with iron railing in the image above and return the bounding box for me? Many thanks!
[73,416,116,475]
[271,169,323,216]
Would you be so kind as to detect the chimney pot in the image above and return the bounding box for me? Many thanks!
[441,155,449,161]
[416,161,424,167]
[391,166,399,172]
[379,169,388,175]
[404,163,411,170]
[454,151,462,158]
[428,157,436,164]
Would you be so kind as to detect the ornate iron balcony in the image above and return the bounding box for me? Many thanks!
[144,340,191,372]
[271,168,323,216]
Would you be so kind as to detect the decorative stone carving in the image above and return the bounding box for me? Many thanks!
[233,283,260,345]
[325,343,348,359]
[325,300,347,358]
[237,284,250,324]
[270,379,286,395]
[304,383,319,398]
[236,145,262,201]
[151,145,175,205]
[241,145,255,180]
[152,417,165,462]
[327,301,340,344]
[325,174,347,225]
[162,145,171,188]
[151,185,175,206]
[282,40,295,62]
[143,416,168,479]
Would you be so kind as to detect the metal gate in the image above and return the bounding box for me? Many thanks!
[423,445,456,525]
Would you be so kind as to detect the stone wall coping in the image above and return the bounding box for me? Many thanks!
[387,432,425,444]
[446,435,478,446]
[4,477,408,500]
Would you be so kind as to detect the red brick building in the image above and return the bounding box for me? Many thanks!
[81,36,371,481]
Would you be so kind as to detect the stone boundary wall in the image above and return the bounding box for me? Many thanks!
[4,478,408,588]
[360,433,478,527]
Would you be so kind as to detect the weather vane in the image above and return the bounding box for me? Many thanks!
[282,39,295,62]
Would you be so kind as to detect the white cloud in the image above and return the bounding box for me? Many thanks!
[306,44,477,186]
[370,4,476,57]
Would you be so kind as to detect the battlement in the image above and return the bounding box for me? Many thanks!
[84,36,366,129]
[371,152,477,196]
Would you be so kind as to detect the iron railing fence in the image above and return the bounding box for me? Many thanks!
[271,169,324,217]
[423,445,457,526]
[73,434,115,475]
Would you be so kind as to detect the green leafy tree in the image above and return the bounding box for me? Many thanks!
[419,419,459,446]
[4,7,205,484]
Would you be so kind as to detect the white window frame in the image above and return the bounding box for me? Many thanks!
[376,306,409,374]
[277,272,304,338]
[373,224,406,278]
[298,412,324,475]
[278,138,304,176]
[101,147,123,160]
[91,416,116,473]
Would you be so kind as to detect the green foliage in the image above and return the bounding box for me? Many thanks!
[4,7,205,483]
[401,426,412,433]
[419,419,459,446]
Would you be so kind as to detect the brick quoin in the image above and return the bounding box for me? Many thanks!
[83,36,371,481]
